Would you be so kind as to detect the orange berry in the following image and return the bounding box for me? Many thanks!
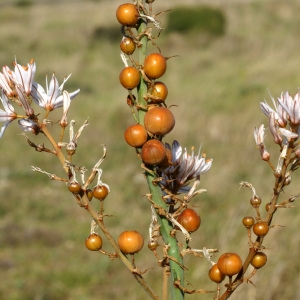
[208,264,226,283]
[118,230,144,254]
[217,252,243,276]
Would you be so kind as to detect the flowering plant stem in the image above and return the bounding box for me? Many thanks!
[81,194,160,300]
[41,119,160,299]
[30,25,160,297]
[39,122,67,170]
[146,173,185,300]
[219,142,295,300]
[136,6,185,299]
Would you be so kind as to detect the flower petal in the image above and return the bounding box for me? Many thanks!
[0,121,11,138]
[278,128,298,141]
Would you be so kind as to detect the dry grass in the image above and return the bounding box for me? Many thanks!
[0,0,300,299]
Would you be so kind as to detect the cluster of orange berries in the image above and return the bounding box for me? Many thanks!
[81,176,144,254]
[78,178,144,254]
[116,2,172,255]
[67,181,109,202]
[116,2,204,253]
[117,3,175,168]
[85,230,144,255]
[208,250,267,285]
[113,1,207,256]
[68,180,111,252]
[208,210,269,285]
[85,1,172,256]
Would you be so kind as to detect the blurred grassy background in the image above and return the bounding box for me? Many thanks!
[0,0,300,299]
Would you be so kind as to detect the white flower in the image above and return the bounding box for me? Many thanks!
[15,84,34,116]
[12,58,36,96]
[278,127,298,141]
[269,111,283,145]
[260,92,287,128]
[254,124,266,146]
[161,140,212,194]
[260,91,300,147]
[18,119,40,135]
[31,74,80,112]
[0,58,36,98]
[0,66,15,97]
[277,91,300,126]
[254,124,270,161]
[60,91,71,127]
[0,92,17,138]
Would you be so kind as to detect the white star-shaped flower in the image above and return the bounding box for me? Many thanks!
[31,74,80,113]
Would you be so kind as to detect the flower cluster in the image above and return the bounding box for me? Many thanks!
[259,91,300,146]
[160,140,213,197]
[0,58,80,138]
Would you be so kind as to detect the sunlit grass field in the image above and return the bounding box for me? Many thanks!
[1,0,300,299]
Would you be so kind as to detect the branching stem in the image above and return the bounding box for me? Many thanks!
[219,141,295,299]
[80,193,160,300]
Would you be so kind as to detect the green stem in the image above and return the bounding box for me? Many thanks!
[136,5,184,298]
[137,18,148,116]
[147,173,185,300]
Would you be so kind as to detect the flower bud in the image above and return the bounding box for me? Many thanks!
[261,149,270,161]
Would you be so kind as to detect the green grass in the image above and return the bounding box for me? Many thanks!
[166,6,226,36]
[1,0,300,299]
